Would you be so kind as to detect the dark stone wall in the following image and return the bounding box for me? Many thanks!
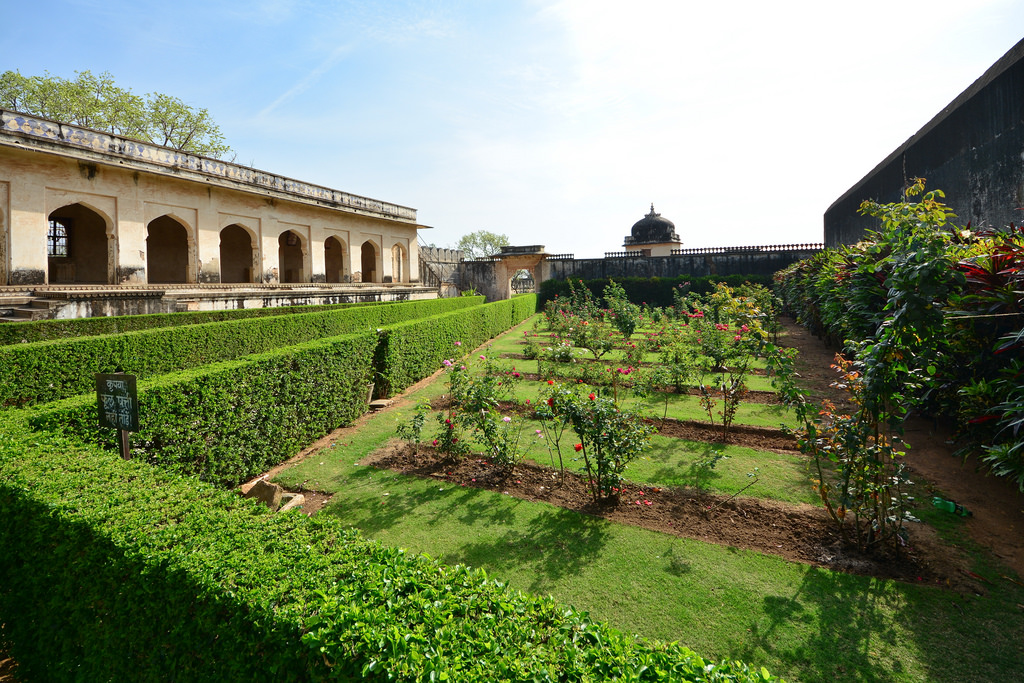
[825,38,1024,247]
[545,249,820,282]
[456,248,821,300]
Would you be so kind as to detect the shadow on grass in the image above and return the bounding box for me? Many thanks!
[740,569,907,682]
[320,468,612,593]
[321,469,518,535]
[644,439,727,490]
[443,507,611,594]
[739,565,1024,683]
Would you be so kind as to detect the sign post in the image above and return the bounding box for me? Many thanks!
[95,373,139,460]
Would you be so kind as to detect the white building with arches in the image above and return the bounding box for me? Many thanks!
[0,110,424,305]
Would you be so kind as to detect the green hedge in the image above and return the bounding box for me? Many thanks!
[375,294,537,396]
[0,296,482,408]
[0,300,370,346]
[27,330,377,486]
[25,296,535,484]
[0,421,780,682]
[538,275,775,308]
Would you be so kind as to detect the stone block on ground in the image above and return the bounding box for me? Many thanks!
[244,478,283,510]
[278,493,306,513]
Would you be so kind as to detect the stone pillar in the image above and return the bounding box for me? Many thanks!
[258,219,278,284]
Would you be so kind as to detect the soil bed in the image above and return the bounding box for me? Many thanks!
[503,371,781,404]
[652,418,799,452]
[361,442,964,589]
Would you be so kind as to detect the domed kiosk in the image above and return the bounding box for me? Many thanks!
[623,204,682,256]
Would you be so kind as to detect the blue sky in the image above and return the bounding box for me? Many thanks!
[3,1,1023,256]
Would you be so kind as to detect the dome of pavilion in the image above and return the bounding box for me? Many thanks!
[625,204,680,246]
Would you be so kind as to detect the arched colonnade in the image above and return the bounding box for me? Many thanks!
[35,203,411,285]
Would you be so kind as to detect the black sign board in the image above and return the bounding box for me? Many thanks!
[95,373,139,432]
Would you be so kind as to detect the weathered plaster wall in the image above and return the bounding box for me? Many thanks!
[825,38,1024,247]
[0,180,8,285]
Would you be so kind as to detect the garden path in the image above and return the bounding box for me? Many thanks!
[782,319,1024,579]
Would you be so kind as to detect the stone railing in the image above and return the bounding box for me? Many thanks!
[498,245,546,255]
[604,251,645,258]
[671,243,823,255]
[545,253,575,260]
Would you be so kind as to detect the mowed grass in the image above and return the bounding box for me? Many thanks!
[273,314,1024,683]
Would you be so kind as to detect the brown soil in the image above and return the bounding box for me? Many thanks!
[362,441,958,586]
[653,418,799,452]
[506,371,782,404]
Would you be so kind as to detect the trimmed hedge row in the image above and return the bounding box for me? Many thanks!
[27,330,377,486]
[0,421,780,682]
[538,275,775,308]
[0,296,482,408]
[0,300,365,346]
[376,294,537,396]
[26,296,537,485]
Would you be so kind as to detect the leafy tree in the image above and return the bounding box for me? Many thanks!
[455,230,509,259]
[0,70,231,159]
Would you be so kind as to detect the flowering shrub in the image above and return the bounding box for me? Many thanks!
[535,386,655,502]
[604,279,642,339]
[566,393,655,501]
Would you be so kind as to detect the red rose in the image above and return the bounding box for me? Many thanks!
[574,443,583,452]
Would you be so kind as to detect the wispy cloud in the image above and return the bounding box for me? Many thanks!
[256,43,354,119]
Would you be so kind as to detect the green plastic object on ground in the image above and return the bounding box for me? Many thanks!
[932,496,972,517]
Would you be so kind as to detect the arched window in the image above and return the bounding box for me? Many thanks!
[278,231,305,283]
[47,204,111,284]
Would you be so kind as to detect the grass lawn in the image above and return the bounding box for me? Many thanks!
[273,314,1024,683]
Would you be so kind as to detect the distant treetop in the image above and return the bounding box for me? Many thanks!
[0,70,232,159]
[456,230,510,259]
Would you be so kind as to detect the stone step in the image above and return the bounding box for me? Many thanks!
[11,307,49,321]
[0,297,59,323]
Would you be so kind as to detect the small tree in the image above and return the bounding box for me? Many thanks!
[455,230,510,260]
[1,69,232,158]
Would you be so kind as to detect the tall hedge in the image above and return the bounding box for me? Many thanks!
[0,300,364,346]
[0,296,482,407]
[375,294,537,396]
[0,420,780,682]
[27,330,377,486]
[538,275,774,308]
[24,296,536,484]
